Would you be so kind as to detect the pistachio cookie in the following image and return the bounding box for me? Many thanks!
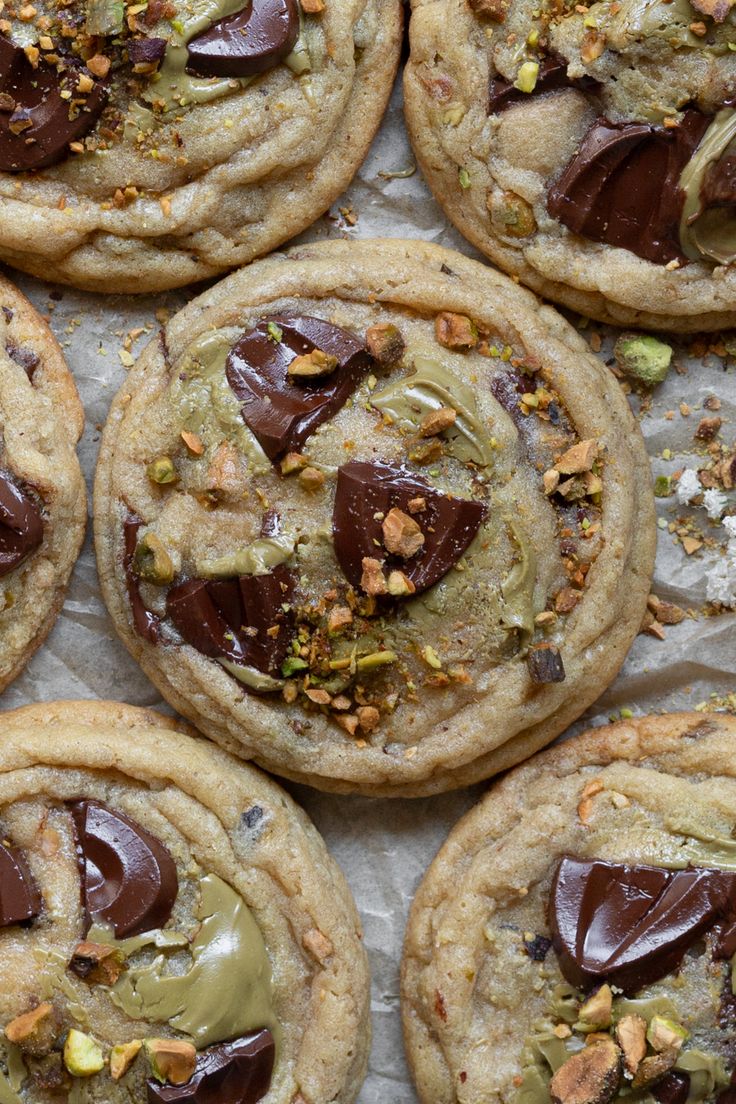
[0,277,85,693]
[0,1,401,294]
[405,0,736,330]
[0,699,370,1103]
[401,712,736,1104]
[93,238,655,797]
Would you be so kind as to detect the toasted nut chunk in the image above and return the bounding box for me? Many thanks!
[336,713,359,736]
[133,532,175,586]
[357,705,380,732]
[280,451,308,475]
[63,1030,105,1077]
[305,688,331,706]
[365,322,405,366]
[555,439,599,474]
[356,650,397,671]
[408,496,426,514]
[301,0,324,9]
[387,570,416,596]
[695,415,722,440]
[581,29,606,62]
[110,1040,142,1081]
[409,437,444,464]
[549,1038,622,1104]
[555,587,579,614]
[468,0,509,18]
[69,941,124,985]
[543,469,561,495]
[647,1016,688,1053]
[86,53,111,77]
[146,1038,196,1085]
[435,312,478,350]
[180,429,204,455]
[298,466,325,492]
[527,643,565,683]
[287,349,338,378]
[615,1014,647,1075]
[327,606,353,633]
[631,1050,677,1090]
[578,985,612,1029]
[360,557,388,596]
[302,928,333,962]
[690,0,732,22]
[5,1004,54,1048]
[382,508,425,558]
[420,406,457,437]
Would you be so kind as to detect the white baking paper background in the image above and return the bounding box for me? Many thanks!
[4,70,736,1102]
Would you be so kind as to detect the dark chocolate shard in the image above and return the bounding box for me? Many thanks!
[332,460,487,596]
[123,516,162,644]
[7,342,40,378]
[547,110,710,266]
[527,643,565,683]
[147,1030,275,1104]
[226,315,372,461]
[0,37,108,172]
[166,564,295,677]
[0,470,43,577]
[653,1074,691,1104]
[187,0,299,79]
[550,857,736,995]
[70,799,179,938]
[488,55,600,115]
[0,841,42,926]
[127,37,167,64]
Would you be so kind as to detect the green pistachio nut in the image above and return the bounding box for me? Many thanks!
[614,334,673,387]
[133,533,175,586]
[63,1030,105,1077]
[147,456,178,485]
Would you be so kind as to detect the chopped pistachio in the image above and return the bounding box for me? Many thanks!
[514,61,539,93]
[422,645,442,669]
[458,167,471,189]
[63,1030,105,1077]
[287,349,338,378]
[266,321,283,342]
[282,656,309,677]
[654,475,672,497]
[647,1016,688,1052]
[146,456,177,485]
[133,532,175,586]
[614,334,672,387]
[356,650,397,672]
[145,1039,196,1085]
[110,1040,142,1081]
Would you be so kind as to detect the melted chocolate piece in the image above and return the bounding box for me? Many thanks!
[7,342,39,378]
[718,1071,736,1104]
[128,37,167,64]
[0,841,42,926]
[332,460,487,596]
[550,857,736,994]
[527,643,565,683]
[123,516,161,644]
[653,1074,691,1104]
[0,470,43,577]
[167,564,295,676]
[147,1031,275,1104]
[547,111,710,265]
[0,37,107,172]
[226,315,372,461]
[70,799,178,938]
[187,0,298,78]
[488,55,599,115]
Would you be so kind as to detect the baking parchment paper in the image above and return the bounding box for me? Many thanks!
[4,69,736,1103]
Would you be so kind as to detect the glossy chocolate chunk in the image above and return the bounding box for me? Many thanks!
[653,1074,691,1104]
[332,460,487,596]
[488,55,599,115]
[0,841,42,926]
[226,315,372,461]
[147,1030,275,1104]
[187,0,299,78]
[70,799,178,938]
[550,857,736,994]
[0,470,43,577]
[123,516,161,644]
[0,37,107,172]
[547,111,710,265]
[167,564,295,676]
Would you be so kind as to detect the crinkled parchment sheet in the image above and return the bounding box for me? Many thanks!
[3,72,736,1102]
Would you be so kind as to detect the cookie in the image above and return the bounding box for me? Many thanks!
[0,699,370,1103]
[0,278,86,693]
[404,0,736,331]
[93,238,655,797]
[0,1,401,294]
[401,712,736,1104]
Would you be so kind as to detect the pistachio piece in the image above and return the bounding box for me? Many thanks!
[615,1014,647,1075]
[387,569,416,596]
[514,61,539,93]
[110,1040,142,1081]
[133,532,175,586]
[419,406,457,437]
[555,439,599,475]
[631,1050,678,1090]
[145,1038,196,1085]
[614,334,672,387]
[382,507,425,558]
[435,312,478,351]
[280,451,309,475]
[549,1038,622,1104]
[327,606,353,633]
[287,349,338,378]
[5,1003,55,1053]
[360,556,388,596]
[69,941,124,985]
[491,190,537,237]
[578,985,613,1030]
[356,650,397,671]
[63,1029,105,1077]
[647,1016,688,1053]
[356,705,380,732]
[468,0,509,18]
[146,456,178,485]
[365,323,406,366]
[298,466,325,492]
[180,430,204,456]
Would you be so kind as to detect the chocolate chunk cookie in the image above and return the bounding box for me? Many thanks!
[405,0,736,330]
[0,700,369,1103]
[93,238,655,797]
[0,0,401,293]
[0,277,85,693]
[402,712,736,1104]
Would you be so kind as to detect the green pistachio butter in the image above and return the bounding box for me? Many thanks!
[501,518,537,639]
[111,874,278,1049]
[197,533,296,578]
[0,1073,20,1104]
[87,924,190,956]
[218,657,284,692]
[5,1049,25,1095]
[169,331,270,475]
[679,109,736,266]
[370,355,496,467]
[33,949,90,1027]
[661,817,736,871]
